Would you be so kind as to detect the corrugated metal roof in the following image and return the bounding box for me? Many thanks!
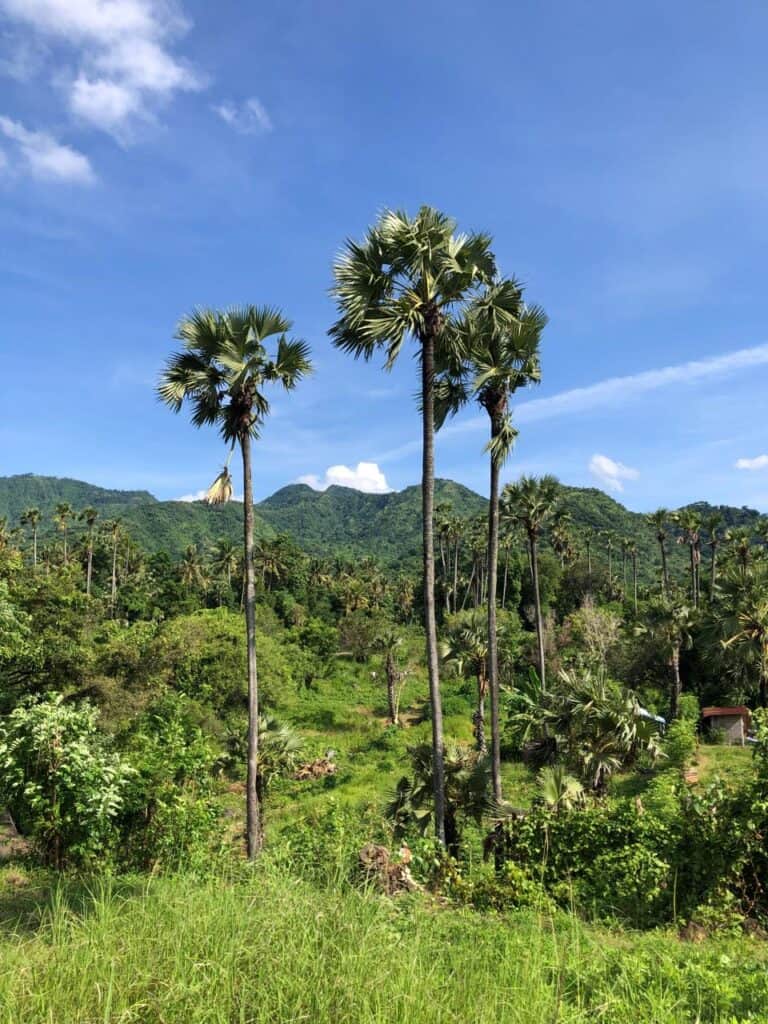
[702,706,751,719]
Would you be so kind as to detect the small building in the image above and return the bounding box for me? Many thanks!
[701,706,751,745]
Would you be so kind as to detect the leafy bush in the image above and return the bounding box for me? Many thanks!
[0,695,132,868]
[119,694,221,872]
[663,717,697,769]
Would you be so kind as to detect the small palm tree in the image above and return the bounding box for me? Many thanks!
[639,598,695,719]
[330,206,495,846]
[375,627,406,726]
[158,305,311,859]
[537,765,584,813]
[441,611,491,753]
[725,525,752,574]
[211,537,239,602]
[53,502,74,565]
[179,544,209,595]
[502,475,559,690]
[716,564,768,707]
[20,507,41,568]
[79,506,98,596]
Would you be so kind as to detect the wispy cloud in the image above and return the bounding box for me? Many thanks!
[736,455,768,471]
[440,343,768,438]
[0,116,95,183]
[0,0,203,139]
[588,453,639,493]
[298,461,392,494]
[212,97,272,135]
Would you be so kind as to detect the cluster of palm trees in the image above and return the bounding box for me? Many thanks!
[10,504,127,608]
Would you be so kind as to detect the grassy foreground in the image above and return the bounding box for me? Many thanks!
[0,869,767,1023]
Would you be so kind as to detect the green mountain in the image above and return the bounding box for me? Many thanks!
[0,473,763,570]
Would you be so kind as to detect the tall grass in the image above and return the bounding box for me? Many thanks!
[0,868,766,1023]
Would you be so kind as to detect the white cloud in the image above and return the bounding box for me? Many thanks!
[588,453,639,493]
[0,116,95,183]
[735,455,768,471]
[298,462,392,494]
[175,490,206,502]
[212,97,272,135]
[0,0,203,138]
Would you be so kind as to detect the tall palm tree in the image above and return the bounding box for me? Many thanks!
[79,506,99,596]
[103,518,123,615]
[439,282,545,800]
[704,511,724,598]
[647,509,669,594]
[329,206,495,845]
[674,509,702,608]
[20,507,41,568]
[628,540,638,613]
[502,475,559,690]
[158,304,312,859]
[53,502,73,565]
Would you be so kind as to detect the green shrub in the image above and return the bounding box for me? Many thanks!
[677,692,700,723]
[0,695,132,868]
[663,717,697,769]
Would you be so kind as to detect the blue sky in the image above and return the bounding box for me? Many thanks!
[1,0,768,511]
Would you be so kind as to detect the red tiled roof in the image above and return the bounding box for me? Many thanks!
[702,706,751,720]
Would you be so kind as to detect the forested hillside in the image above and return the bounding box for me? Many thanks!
[1,473,763,571]
[4,473,765,577]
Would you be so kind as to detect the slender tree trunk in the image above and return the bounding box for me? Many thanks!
[86,531,94,597]
[689,545,697,607]
[710,544,717,599]
[110,537,118,616]
[453,539,460,615]
[63,528,68,566]
[32,527,38,569]
[486,425,502,802]
[670,645,681,720]
[660,540,669,595]
[474,671,488,754]
[386,650,399,726]
[461,563,475,611]
[421,329,446,845]
[242,432,263,857]
[632,551,638,613]
[530,533,547,691]
[501,547,509,609]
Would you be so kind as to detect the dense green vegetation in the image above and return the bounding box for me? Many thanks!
[3,204,768,1021]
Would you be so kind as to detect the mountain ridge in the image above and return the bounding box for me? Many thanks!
[0,472,763,566]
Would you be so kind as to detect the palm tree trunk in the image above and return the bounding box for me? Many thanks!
[474,672,488,754]
[486,420,502,802]
[421,329,446,846]
[670,644,681,720]
[501,547,509,609]
[386,650,399,726]
[660,540,669,595]
[452,539,460,615]
[32,527,38,569]
[86,531,94,597]
[710,544,717,598]
[530,534,547,692]
[111,537,118,616]
[461,563,475,611]
[689,545,697,607]
[241,431,263,858]
[632,551,638,613]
